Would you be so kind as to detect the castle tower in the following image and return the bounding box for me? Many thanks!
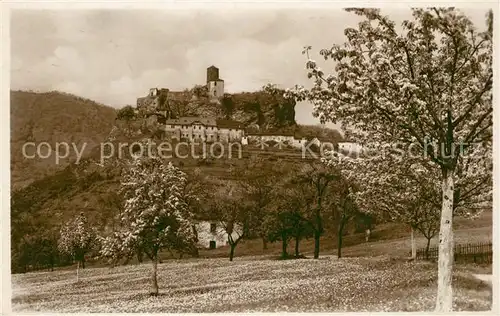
[207,65,224,99]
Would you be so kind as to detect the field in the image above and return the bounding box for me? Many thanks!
[197,211,493,260]
[12,255,492,313]
[12,212,492,312]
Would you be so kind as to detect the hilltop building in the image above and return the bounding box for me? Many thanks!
[164,116,245,142]
[245,131,295,144]
[134,65,345,149]
[206,65,224,100]
[136,65,226,118]
[136,87,190,119]
[136,65,246,142]
[136,87,167,115]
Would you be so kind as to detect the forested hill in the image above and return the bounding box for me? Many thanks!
[11,89,343,189]
[10,90,117,189]
[10,89,345,273]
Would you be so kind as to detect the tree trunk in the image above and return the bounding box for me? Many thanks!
[137,249,143,263]
[150,255,159,296]
[313,209,322,259]
[337,232,343,259]
[50,256,54,272]
[425,237,432,260]
[262,238,268,250]
[81,256,85,269]
[191,247,199,258]
[337,226,343,259]
[411,226,417,260]
[313,231,320,259]
[229,243,236,262]
[294,236,300,257]
[76,261,80,282]
[281,236,288,258]
[337,218,348,259]
[435,170,454,312]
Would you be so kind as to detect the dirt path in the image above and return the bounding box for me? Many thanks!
[472,274,493,286]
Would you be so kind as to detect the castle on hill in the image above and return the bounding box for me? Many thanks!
[136,65,225,116]
[136,66,248,142]
[134,65,317,147]
[206,65,225,98]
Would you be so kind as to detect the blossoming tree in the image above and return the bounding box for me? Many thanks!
[100,142,196,296]
[280,8,492,311]
[327,152,440,258]
[58,212,98,281]
[327,138,491,257]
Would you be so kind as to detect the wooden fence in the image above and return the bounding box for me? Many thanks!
[416,242,492,264]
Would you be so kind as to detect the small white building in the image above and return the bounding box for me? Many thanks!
[194,221,243,249]
[241,136,249,145]
[164,117,245,142]
[338,142,363,154]
[246,131,296,146]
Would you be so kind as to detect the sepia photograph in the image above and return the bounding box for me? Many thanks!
[3,1,496,313]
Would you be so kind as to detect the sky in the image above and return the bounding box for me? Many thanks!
[10,7,491,128]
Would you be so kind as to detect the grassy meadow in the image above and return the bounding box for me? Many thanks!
[12,255,492,313]
[12,212,492,312]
